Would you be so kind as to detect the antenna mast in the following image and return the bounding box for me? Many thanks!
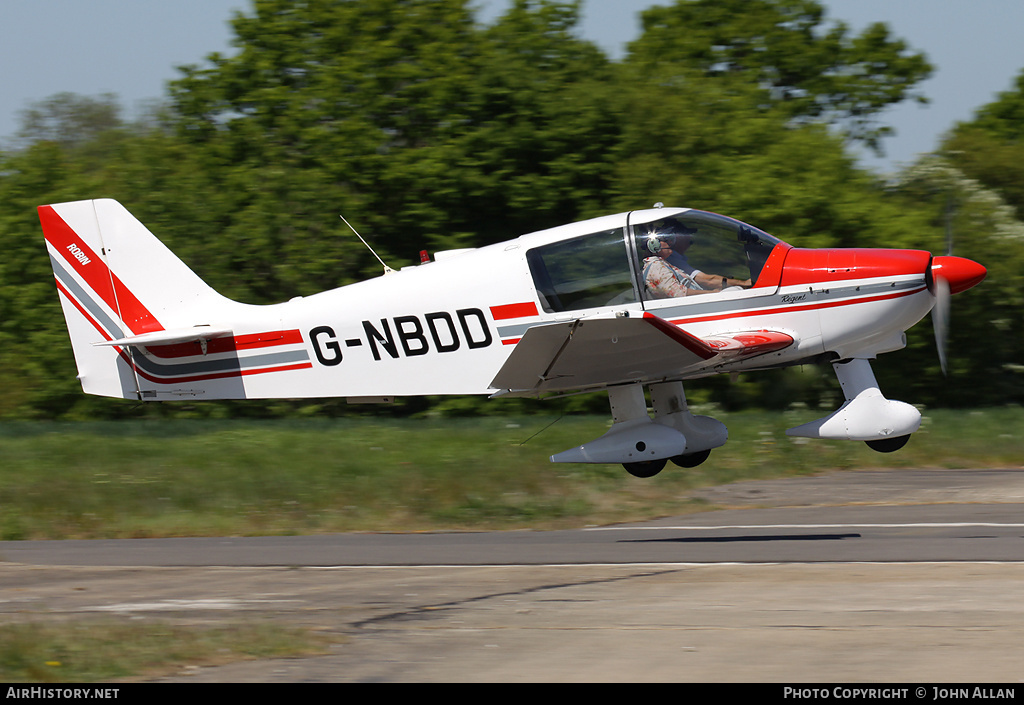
[339,214,394,275]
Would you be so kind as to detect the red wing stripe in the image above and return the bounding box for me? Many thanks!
[642,312,717,360]
[40,205,163,334]
[490,302,538,320]
[706,331,794,356]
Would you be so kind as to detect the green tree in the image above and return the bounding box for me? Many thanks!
[627,0,932,152]
[611,49,930,252]
[884,156,1024,405]
[0,95,213,419]
[13,92,123,151]
[447,0,621,237]
[929,68,1024,404]
[167,0,619,302]
[0,141,81,418]
[0,1,969,420]
[943,68,1024,221]
[0,2,625,418]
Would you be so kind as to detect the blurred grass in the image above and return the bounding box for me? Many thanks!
[0,620,337,682]
[0,407,1020,540]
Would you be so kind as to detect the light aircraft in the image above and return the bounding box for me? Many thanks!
[40,199,985,477]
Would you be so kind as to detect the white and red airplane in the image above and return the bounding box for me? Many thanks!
[40,199,985,477]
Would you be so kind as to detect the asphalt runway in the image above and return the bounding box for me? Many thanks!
[3,468,1024,682]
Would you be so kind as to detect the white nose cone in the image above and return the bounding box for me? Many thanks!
[786,391,921,441]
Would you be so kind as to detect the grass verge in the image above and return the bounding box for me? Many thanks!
[0,620,338,682]
[0,407,1020,539]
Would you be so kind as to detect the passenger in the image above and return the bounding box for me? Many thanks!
[641,226,751,299]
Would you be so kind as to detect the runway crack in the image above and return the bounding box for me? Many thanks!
[350,568,682,630]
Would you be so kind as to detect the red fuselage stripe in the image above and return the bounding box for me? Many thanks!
[664,286,925,327]
[497,287,926,346]
[490,302,539,320]
[55,279,309,384]
[145,330,306,359]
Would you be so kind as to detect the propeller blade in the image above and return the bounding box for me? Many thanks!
[932,275,950,376]
[927,255,984,377]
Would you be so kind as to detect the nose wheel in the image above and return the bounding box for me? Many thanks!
[866,435,910,453]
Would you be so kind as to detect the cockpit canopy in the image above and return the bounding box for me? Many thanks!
[527,209,782,313]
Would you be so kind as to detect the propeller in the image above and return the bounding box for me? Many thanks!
[930,271,951,375]
[927,255,987,375]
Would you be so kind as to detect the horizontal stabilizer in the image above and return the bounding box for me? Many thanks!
[93,326,233,348]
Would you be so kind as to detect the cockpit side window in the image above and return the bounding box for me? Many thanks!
[527,228,637,313]
[633,211,780,300]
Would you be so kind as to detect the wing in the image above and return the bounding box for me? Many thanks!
[489,312,792,396]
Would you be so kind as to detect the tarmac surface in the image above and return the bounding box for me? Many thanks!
[3,467,1024,682]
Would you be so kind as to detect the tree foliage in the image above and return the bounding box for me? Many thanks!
[880,157,1024,405]
[1,0,1018,421]
[13,92,124,151]
[626,0,932,152]
[924,71,1024,403]
[166,0,620,299]
[943,68,1024,221]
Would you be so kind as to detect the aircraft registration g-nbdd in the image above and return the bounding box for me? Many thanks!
[40,199,986,477]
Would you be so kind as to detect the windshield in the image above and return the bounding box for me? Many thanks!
[632,210,781,300]
[525,210,783,314]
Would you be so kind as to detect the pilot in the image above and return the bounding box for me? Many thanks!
[641,224,751,299]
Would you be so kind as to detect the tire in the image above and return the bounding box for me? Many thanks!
[670,449,712,468]
[866,435,911,453]
[623,458,667,478]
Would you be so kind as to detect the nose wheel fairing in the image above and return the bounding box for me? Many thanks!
[786,358,921,445]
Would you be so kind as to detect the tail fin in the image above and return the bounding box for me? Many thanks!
[40,199,255,399]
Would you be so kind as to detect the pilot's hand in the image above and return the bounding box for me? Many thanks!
[721,277,752,289]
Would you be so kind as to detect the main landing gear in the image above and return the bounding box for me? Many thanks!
[550,381,728,478]
[623,448,713,478]
[786,358,920,452]
[551,357,917,478]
